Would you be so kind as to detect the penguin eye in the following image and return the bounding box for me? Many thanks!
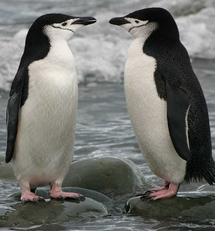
[62,22,67,26]
[135,20,140,24]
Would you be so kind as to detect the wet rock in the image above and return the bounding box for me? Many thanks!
[0,197,108,228]
[124,192,215,220]
[63,157,146,196]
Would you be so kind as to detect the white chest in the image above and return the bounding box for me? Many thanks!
[124,38,186,183]
[25,42,78,129]
[13,42,78,186]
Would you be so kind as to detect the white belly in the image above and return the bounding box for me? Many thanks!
[12,44,78,188]
[124,38,186,184]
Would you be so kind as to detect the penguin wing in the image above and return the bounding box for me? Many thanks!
[163,67,191,161]
[6,68,26,163]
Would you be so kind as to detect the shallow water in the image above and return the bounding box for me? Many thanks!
[0,60,215,230]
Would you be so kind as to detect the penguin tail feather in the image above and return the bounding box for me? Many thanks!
[185,158,215,185]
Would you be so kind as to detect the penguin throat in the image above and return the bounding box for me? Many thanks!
[51,25,74,33]
[129,24,146,32]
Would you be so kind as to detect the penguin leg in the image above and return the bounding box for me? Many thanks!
[147,182,179,200]
[49,184,85,201]
[21,187,44,203]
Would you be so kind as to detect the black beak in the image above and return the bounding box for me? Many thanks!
[73,16,97,25]
[109,17,130,26]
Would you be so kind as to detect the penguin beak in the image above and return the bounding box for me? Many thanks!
[72,17,97,25]
[109,17,130,26]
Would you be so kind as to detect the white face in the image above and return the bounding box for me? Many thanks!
[121,17,157,39]
[44,18,86,42]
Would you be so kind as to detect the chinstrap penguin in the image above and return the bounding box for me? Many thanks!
[6,13,96,203]
[109,7,215,200]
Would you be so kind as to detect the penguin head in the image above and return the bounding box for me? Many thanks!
[109,8,179,40]
[26,13,96,46]
[32,14,97,41]
[20,14,96,64]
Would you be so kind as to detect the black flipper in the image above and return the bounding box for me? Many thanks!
[163,69,191,161]
[6,66,28,163]
[6,90,22,163]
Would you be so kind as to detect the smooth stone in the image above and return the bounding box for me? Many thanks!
[63,157,146,196]
[0,197,108,228]
[0,155,15,181]
[124,192,215,220]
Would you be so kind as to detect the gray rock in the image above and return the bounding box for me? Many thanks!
[0,197,108,228]
[63,157,146,196]
[125,192,215,220]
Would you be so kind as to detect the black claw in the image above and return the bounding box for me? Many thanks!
[39,197,46,202]
[140,191,154,202]
[65,195,85,203]
[33,198,39,204]
[135,193,144,197]
[52,194,85,203]
[65,196,80,203]
[147,197,155,203]
[140,194,155,203]
[21,199,26,204]
[136,190,153,198]
[73,196,80,201]
[32,197,46,203]
[141,191,152,198]
[79,195,85,202]
[21,197,46,204]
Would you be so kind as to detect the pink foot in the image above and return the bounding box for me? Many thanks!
[49,184,85,201]
[21,188,44,203]
[148,182,179,200]
[140,181,179,200]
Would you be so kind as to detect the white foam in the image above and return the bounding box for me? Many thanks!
[176,7,215,59]
[0,29,27,90]
[0,0,215,90]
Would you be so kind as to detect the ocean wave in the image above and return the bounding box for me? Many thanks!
[0,0,215,90]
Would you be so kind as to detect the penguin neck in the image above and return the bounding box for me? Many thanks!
[47,38,73,64]
[127,37,146,59]
[143,25,180,59]
[50,38,70,51]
